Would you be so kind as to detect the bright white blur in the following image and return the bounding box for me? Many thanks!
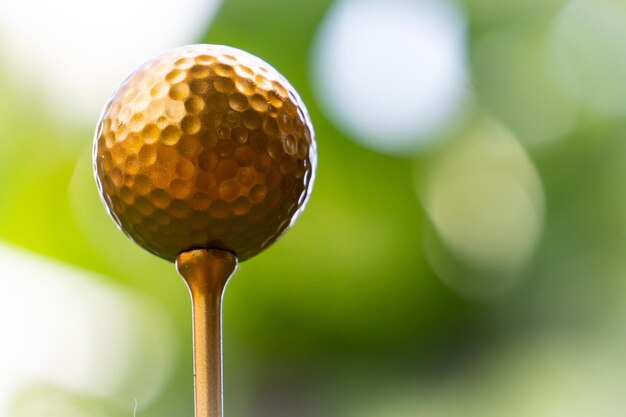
[0,0,221,126]
[312,0,468,154]
[0,243,175,414]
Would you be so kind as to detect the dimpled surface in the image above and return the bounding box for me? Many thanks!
[94,45,316,262]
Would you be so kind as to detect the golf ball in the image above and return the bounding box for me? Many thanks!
[93,45,316,262]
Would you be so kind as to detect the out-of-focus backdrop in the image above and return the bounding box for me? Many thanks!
[1,0,626,415]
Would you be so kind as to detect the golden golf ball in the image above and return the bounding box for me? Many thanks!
[93,44,316,262]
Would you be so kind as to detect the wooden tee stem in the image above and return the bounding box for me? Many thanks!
[176,249,238,417]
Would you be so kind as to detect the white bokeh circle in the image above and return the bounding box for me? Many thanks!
[0,0,221,125]
[312,0,468,154]
[0,244,176,413]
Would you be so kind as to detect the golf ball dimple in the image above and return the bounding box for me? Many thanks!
[93,45,316,262]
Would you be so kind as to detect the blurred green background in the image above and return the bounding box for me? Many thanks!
[2,0,626,416]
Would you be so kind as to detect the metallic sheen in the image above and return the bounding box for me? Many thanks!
[93,44,316,262]
[176,249,237,417]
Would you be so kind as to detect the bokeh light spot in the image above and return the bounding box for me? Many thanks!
[417,117,545,297]
[312,0,468,154]
[0,243,176,413]
[0,0,221,125]
[472,30,578,147]
[551,0,626,117]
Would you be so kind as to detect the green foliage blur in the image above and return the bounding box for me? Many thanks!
[2,0,626,416]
